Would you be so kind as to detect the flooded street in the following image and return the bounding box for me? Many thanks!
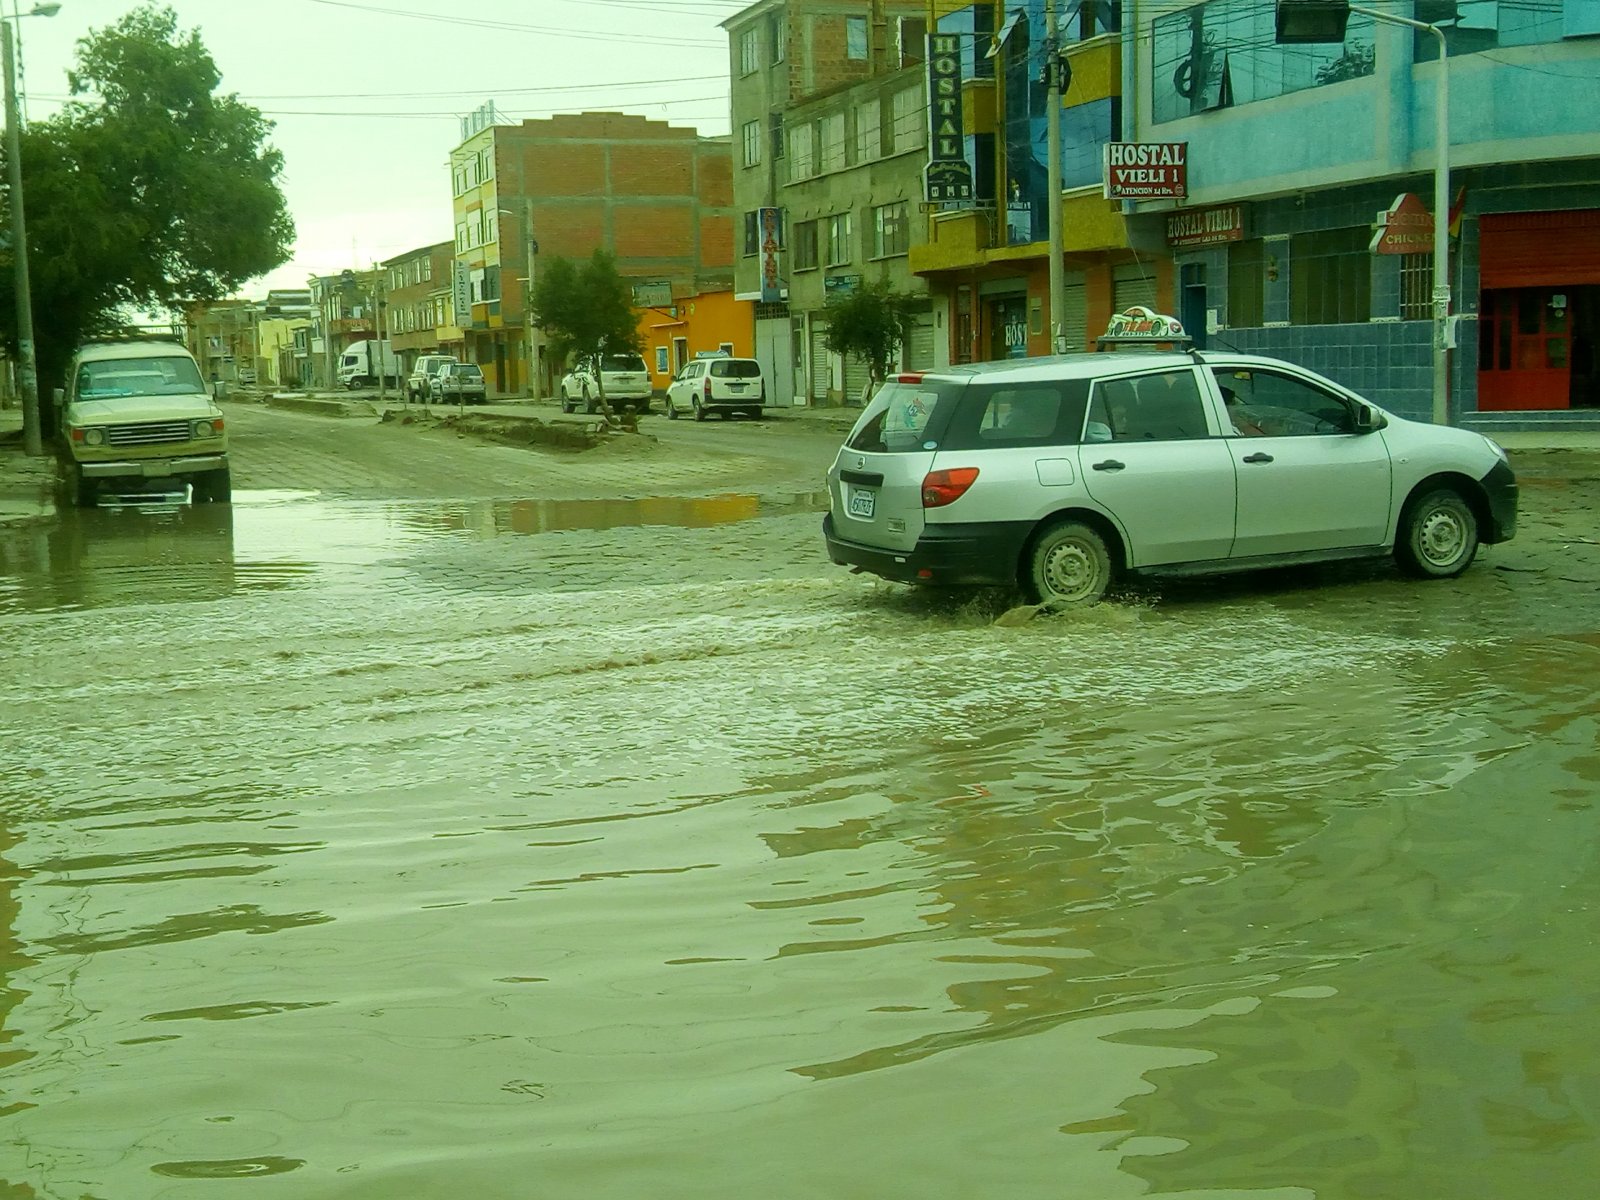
[3,408,1599,1198]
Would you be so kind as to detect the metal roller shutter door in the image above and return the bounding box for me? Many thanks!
[810,323,831,401]
[1113,262,1158,312]
[1480,210,1600,288]
[843,353,872,404]
[907,316,935,369]
[1062,279,1088,351]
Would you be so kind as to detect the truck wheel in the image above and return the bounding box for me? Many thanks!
[64,462,97,508]
[193,467,232,504]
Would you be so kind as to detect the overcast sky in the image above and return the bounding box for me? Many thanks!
[15,0,741,292]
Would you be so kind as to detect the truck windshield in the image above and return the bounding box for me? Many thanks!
[77,356,207,398]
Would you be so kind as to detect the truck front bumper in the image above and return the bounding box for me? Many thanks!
[80,454,228,479]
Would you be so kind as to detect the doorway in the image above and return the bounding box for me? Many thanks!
[1477,286,1600,411]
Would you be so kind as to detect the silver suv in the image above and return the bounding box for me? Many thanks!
[823,315,1517,606]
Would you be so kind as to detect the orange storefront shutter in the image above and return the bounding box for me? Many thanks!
[1479,210,1600,288]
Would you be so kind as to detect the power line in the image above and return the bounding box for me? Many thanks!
[304,0,723,47]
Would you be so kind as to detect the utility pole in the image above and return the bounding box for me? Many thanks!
[1045,0,1067,353]
[374,267,388,405]
[3,18,42,455]
[523,197,539,399]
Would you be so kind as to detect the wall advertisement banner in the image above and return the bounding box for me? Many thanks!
[759,207,784,303]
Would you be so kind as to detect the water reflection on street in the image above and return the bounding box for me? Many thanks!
[1,493,1597,1199]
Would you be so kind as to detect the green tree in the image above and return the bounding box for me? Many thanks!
[529,249,642,423]
[821,280,922,405]
[0,4,293,430]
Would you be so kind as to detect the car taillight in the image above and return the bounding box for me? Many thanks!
[895,372,925,384]
[704,377,712,398]
[921,467,979,508]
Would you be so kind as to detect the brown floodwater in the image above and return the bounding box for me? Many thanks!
[1,493,1597,1198]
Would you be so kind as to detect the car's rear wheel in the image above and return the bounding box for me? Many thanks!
[1025,520,1113,607]
[692,398,706,422]
[747,408,763,420]
[1395,486,1478,578]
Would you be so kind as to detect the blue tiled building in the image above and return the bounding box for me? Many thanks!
[1122,0,1600,427]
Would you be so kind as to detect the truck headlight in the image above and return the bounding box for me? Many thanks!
[192,418,222,438]
[83,427,107,446]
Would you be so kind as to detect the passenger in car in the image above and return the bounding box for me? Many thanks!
[1222,386,1267,437]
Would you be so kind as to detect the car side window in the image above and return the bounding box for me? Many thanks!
[1087,370,1210,442]
[1213,368,1355,436]
[942,380,1089,449]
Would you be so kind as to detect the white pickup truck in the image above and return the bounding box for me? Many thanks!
[54,340,231,506]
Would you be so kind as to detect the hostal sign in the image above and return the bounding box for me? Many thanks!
[1102,142,1188,201]
[924,33,974,204]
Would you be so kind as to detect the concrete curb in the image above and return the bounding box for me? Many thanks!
[256,395,379,419]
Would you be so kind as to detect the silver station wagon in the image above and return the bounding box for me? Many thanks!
[823,311,1518,606]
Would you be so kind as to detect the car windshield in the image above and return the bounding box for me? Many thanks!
[77,355,206,399]
[709,359,761,379]
[601,355,648,373]
[846,379,962,452]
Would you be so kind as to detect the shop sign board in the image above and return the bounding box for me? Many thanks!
[452,261,471,325]
[1370,192,1435,255]
[759,207,784,303]
[924,33,974,204]
[1166,204,1245,248]
[1102,143,1188,200]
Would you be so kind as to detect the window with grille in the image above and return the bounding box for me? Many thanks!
[1399,253,1434,320]
[742,120,761,168]
[819,112,846,172]
[1290,227,1370,325]
[740,27,760,75]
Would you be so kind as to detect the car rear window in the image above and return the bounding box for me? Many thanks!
[940,379,1092,450]
[602,355,648,372]
[709,359,762,379]
[845,379,963,453]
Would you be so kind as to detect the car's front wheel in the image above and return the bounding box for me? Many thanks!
[665,395,678,419]
[1025,520,1113,606]
[193,467,231,504]
[1395,486,1479,578]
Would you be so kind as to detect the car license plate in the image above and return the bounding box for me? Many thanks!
[848,487,875,518]
[727,382,747,391]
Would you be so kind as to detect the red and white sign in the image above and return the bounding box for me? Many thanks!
[1102,143,1187,200]
[1166,204,1245,248]
[1370,192,1435,255]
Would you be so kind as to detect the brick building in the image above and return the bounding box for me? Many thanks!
[724,0,933,405]
[381,241,457,371]
[448,110,738,397]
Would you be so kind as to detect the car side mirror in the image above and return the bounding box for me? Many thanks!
[1353,404,1384,433]
[52,387,65,407]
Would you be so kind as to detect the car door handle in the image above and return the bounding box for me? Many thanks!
[1091,459,1125,472]
[1241,452,1275,464]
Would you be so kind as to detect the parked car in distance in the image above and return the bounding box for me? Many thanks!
[664,357,766,421]
[53,339,231,506]
[560,353,653,414]
[431,361,487,404]
[407,354,455,403]
[823,308,1518,607]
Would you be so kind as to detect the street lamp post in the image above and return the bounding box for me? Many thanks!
[1276,0,1452,425]
[2,1,62,458]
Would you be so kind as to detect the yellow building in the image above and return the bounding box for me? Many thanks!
[635,288,755,394]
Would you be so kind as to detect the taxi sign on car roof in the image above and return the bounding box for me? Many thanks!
[1095,306,1192,349]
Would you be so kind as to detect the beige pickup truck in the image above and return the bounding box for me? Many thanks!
[54,340,231,506]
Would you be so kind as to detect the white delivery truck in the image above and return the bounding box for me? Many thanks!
[337,339,404,389]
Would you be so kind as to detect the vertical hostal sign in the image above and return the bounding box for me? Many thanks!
[925,33,974,204]
[759,207,783,303]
